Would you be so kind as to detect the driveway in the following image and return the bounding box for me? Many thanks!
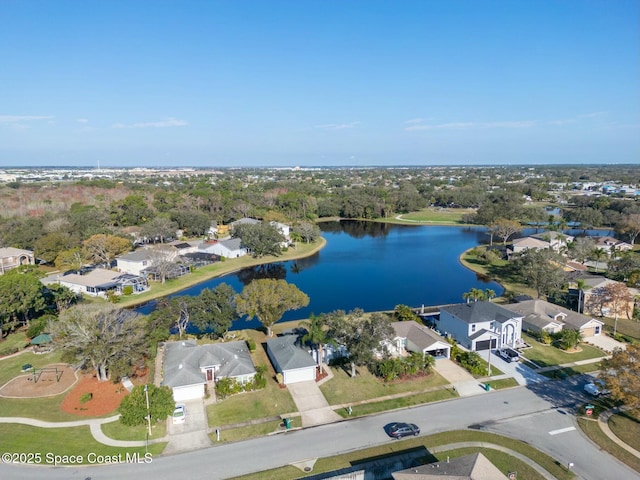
[286,380,342,427]
[164,398,212,454]
[584,334,626,353]
[478,350,546,386]
[433,358,488,397]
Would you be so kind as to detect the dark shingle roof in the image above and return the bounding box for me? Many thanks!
[441,302,520,324]
[266,335,316,371]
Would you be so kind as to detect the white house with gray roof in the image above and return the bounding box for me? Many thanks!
[438,302,523,351]
[199,237,248,258]
[388,321,451,359]
[265,335,317,385]
[161,340,256,402]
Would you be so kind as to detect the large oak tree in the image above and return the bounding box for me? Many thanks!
[235,279,309,337]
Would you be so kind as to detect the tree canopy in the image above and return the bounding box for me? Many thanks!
[235,279,309,336]
[50,304,148,381]
[600,345,640,409]
[118,384,175,426]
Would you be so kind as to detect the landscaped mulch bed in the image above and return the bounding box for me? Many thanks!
[60,374,129,416]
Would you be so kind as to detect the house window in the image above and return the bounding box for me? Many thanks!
[471,324,476,333]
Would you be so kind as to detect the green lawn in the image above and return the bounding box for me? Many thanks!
[520,333,605,368]
[319,365,450,405]
[0,349,64,386]
[340,389,457,417]
[608,409,640,452]
[0,424,165,464]
[212,417,302,443]
[539,362,601,379]
[393,208,475,224]
[230,429,574,480]
[577,417,640,473]
[0,330,30,355]
[101,418,167,441]
[485,378,520,390]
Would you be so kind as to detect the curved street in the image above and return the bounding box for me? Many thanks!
[1,379,638,480]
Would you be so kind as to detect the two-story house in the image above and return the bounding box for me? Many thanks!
[438,302,524,351]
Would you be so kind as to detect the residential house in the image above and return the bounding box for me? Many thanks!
[0,247,35,274]
[502,299,604,337]
[388,321,451,359]
[508,237,550,256]
[161,340,256,402]
[531,231,574,253]
[571,276,638,320]
[265,335,317,385]
[270,221,291,242]
[593,236,633,256]
[392,452,508,480]
[57,268,147,297]
[438,302,523,351]
[199,238,248,258]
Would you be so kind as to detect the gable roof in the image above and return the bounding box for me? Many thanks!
[162,340,256,388]
[503,299,602,330]
[266,335,316,371]
[511,237,550,248]
[392,452,509,479]
[0,247,33,258]
[391,321,448,351]
[441,302,521,325]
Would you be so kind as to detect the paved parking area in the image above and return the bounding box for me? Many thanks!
[584,334,626,353]
[287,380,342,427]
[433,358,488,397]
[164,398,212,454]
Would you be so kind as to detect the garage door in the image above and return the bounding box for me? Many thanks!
[173,384,204,402]
[283,367,316,385]
[475,338,497,351]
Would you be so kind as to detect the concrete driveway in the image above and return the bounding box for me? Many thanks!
[164,398,212,454]
[433,358,488,397]
[478,350,546,386]
[286,380,342,427]
[584,334,626,353]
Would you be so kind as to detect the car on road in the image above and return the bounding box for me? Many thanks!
[496,348,520,362]
[172,404,186,424]
[584,380,610,397]
[384,422,420,439]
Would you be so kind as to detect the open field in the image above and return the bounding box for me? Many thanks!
[389,207,475,224]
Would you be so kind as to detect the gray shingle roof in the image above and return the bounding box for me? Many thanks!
[441,302,520,324]
[391,321,448,351]
[162,340,256,388]
[392,452,508,479]
[503,299,601,330]
[266,335,316,371]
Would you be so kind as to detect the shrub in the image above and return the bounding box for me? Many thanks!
[246,338,256,352]
[456,351,488,376]
[79,392,93,404]
[122,285,133,296]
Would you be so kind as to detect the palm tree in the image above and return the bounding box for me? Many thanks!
[485,289,496,302]
[591,248,606,273]
[301,313,330,375]
[462,291,473,304]
[575,279,586,314]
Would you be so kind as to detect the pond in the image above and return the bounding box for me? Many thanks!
[137,221,504,330]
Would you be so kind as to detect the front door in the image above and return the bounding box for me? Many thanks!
[206,369,213,381]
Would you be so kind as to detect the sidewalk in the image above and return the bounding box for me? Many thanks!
[597,408,640,459]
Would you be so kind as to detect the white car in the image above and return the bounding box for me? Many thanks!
[584,380,610,397]
[172,404,186,424]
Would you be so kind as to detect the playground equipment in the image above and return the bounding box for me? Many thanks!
[32,366,63,383]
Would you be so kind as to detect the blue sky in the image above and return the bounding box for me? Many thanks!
[1,0,638,167]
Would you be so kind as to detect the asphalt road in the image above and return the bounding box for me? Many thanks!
[1,376,638,480]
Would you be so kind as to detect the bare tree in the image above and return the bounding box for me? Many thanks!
[50,304,147,381]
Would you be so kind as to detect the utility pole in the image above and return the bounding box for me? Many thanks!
[144,384,152,436]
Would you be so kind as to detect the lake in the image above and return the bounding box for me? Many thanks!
[137,221,504,330]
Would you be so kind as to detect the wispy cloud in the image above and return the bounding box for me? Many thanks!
[76,118,89,124]
[314,121,360,130]
[112,117,188,129]
[405,120,534,131]
[0,115,54,127]
[404,118,424,125]
[548,111,607,126]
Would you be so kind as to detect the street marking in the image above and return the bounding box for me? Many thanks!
[549,427,576,436]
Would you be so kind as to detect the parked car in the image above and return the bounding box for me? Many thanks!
[384,422,420,439]
[497,348,520,362]
[584,380,610,397]
[172,404,186,424]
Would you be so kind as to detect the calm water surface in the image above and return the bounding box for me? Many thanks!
[138,221,504,330]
